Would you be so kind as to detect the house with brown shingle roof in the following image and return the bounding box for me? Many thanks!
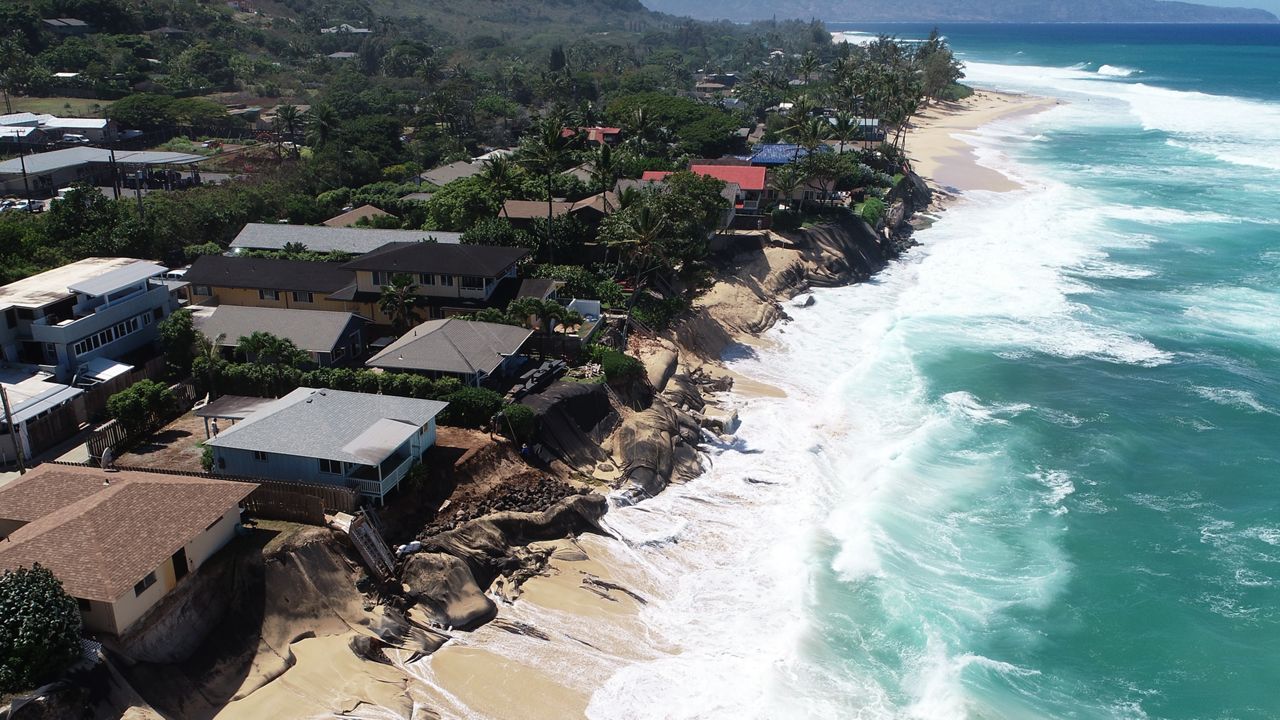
[322,204,395,228]
[0,464,256,636]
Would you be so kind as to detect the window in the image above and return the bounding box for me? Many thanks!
[133,571,157,597]
[460,276,485,291]
[319,458,342,474]
[372,271,390,286]
[193,285,212,296]
[259,289,279,301]
[292,291,314,303]
[71,314,145,356]
[252,450,268,462]
[440,274,453,287]
[418,273,435,286]
[332,346,345,361]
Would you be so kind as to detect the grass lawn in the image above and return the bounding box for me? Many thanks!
[7,96,109,117]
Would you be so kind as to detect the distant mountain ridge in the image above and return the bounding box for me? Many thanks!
[639,0,1278,23]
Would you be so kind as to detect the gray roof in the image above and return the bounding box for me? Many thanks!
[342,242,528,277]
[206,387,447,465]
[11,384,84,424]
[66,261,165,296]
[366,318,532,377]
[229,222,461,254]
[194,395,278,421]
[420,160,481,186]
[194,305,366,354]
[0,147,204,175]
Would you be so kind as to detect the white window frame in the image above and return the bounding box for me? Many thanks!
[259,289,279,301]
[292,291,313,303]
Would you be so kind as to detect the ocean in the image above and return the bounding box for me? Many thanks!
[421,24,1280,719]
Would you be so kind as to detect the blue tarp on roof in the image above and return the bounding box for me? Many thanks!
[749,143,833,166]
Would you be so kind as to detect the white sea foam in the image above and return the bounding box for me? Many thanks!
[1191,385,1277,415]
[1097,64,1141,78]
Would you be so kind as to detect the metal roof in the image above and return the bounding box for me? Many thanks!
[9,383,84,424]
[229,222,460,253]
[206,387,447,465]
[0,147,203,175]
[184,255,355,293]
[749,143,832,166]
[66,260,165,296]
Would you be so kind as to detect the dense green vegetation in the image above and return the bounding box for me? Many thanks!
[0,564,82,693]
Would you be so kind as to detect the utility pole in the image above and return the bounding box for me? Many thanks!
[109,148,121,200]
[16,143,32,209]
[0,386,28,475]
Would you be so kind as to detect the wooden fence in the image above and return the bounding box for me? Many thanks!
[84,379,198,462]
[44,460,360,526]
[81,356,169,420]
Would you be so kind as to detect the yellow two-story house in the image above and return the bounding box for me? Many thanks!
[337,242,529,323]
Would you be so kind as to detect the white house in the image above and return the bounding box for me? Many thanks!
[0,465,256,636]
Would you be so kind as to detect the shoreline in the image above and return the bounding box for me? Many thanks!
[907,88,1058,198]
[416,87,1056,718]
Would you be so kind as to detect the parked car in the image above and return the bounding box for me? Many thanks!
[60,133,91,145]
[1,199,41,213]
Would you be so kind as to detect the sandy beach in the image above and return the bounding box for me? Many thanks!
[907,89,1057,195]
[409,88,1059,720]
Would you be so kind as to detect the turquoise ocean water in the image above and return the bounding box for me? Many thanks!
[420,25,1280,720]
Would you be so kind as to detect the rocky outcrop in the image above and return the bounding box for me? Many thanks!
[519,381,618,468]
[401,552,497,630]
[407,494,608,619]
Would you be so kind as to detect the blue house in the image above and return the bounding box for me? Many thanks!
[0,257,178,383]
[206,387,448,503]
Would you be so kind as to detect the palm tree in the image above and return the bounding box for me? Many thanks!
[798,52,819,85]
[480,156,519,218]
[196,332,225,400]
[605,204,669,342]
[236,332,310,368]
[378,274,421,332]
[770,162,807,213]
[304,104,340,149]
[518,114,575,262]
[831,111,859,155]
[275,104,303,157]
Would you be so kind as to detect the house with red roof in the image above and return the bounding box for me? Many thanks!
[641,164,767,214]
[562,126,622,146]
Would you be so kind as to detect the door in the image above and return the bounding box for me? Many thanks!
[171,547,189,581]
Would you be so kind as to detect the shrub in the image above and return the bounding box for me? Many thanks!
[859,197,887,226]
[440,386,505,429]
[632,295,689,331]
[201,444,214,472]
[771,208,801,232]
[107,380,177,436]
[0,564,82,693]
[497,403,537,443]
[588,345,644,384]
